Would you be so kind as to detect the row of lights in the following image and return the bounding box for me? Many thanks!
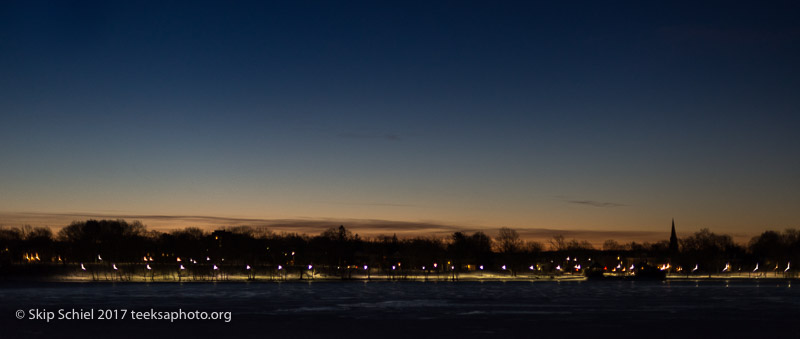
[86,255,796,274]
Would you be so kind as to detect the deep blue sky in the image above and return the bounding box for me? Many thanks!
[1,1,798,237]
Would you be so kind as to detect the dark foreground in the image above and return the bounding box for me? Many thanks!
[1,280,798,338]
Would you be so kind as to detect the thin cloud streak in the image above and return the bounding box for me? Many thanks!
[568,200,627,208]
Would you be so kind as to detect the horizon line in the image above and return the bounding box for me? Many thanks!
[0,211,758,246]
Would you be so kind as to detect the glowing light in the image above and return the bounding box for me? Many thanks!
[246,265,251,270]
[630,264,635,270]
[308,265,313,270]
[392,265,396,270]
[206,257,210,261]
[574,264,581,271]
[722,263,730,272]
[529,265,535,270]
[177,257,182,262]
[566,257,570,261]
[144,256,148,262]
[97,255,102,261]
[451,266,455,270]
[291,251,295,256]
[479,265,484,270]
[364,265,368,270]
[80,263,86,271]
[786,262,791,272]
[180,265,185,270]
[753,263,759,272]
[501,265,507,270]
[146,264,152,270]
[277,265,283,270]
[556,265,562,271]
[692,264,699,272]
[112,264,118,270]
[422,266,426,270]
[213,265,219,270]
[433,263,438,268]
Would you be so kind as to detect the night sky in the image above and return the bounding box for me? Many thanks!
[1,1,798,239]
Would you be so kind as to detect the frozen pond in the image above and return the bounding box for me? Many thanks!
[2,280,798,338]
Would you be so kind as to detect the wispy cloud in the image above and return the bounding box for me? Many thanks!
[554,195,626,208]
[567,200,626,208]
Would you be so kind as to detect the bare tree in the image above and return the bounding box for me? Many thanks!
[549,235,567,251]
[525,241,544,253]
[603,239,626,251]
[496,228,522,254]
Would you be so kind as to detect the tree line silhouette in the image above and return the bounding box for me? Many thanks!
[0,219,798,280]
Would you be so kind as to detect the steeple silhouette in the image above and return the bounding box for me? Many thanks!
[669,218,679,254]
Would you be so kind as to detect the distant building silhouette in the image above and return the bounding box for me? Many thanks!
[669,219,679,254]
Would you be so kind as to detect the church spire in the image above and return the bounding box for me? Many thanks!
[669,218,679,254]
